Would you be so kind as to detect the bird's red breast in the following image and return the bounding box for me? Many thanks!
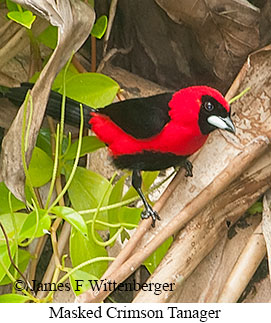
[89,111,208,156]
[88,86,230,158]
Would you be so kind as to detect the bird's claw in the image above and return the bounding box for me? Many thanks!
[141,206,161,227]
[184,160,193,177]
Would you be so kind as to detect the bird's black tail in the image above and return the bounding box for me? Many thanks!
[0,83,95,128]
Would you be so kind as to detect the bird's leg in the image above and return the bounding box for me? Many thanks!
[184,160,193,177]
[132,170,160,227]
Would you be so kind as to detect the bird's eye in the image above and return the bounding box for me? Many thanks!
[204,101,214,112]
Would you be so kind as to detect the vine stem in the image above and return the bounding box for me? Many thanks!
[91,172,117,246]
[36,221,71,300]
[45,256,115,302]
[28,235,48,285]
[86,218,137,229]
[37,104,84,299]
[47,105,84,213]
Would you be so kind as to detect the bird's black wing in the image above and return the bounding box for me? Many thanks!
[99,92,174,139]
[1,84,173,138]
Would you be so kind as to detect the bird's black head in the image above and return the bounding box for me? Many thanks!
[198,95,235,135]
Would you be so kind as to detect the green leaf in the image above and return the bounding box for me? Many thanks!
[52,63,79,91]
[28,147,53,187]
[106,175,141,243]
[0,213,28,242]
[60,73,120,108]
[36,128,52,157]
[0,293,31,303]
[70,226,108,278]
[52,206,88,238]
[91,15,108,39]
[108,200,141,245]
[37,25,58,49]
[7,10,36,29]
[0,243,16,283]
[247,201,263,215]
[108,176,125,212]
[144,237,173,274]
[6,0,17,11]
[0,183,25,214]
[29,60,79,91]
[118,207,141,228]
[123,171,159,201]
[120,229,130,243]
[66,166,112,228]
[69,269,98,296]
[19,210,51,241]
[64,136,105,161]
[37,127,68,157]
[108,176,125,239]
[0,249,31,285]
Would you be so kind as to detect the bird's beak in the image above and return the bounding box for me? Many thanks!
[207,115,236,134]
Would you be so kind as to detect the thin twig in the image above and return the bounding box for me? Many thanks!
[28,235,48,284]
[103,0,118,57]
[97,47,132,73]
[50,217,62,269]
[34,187,44,209]
[91,35,96,72]
[72,55,87,73]
[46,116,56,155]
[36,221,71,299]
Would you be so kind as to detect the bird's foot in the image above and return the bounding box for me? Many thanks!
[184,160,193,177]
[141,205,161,227]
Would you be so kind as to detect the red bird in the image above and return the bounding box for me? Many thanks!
[3,84,235,226]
